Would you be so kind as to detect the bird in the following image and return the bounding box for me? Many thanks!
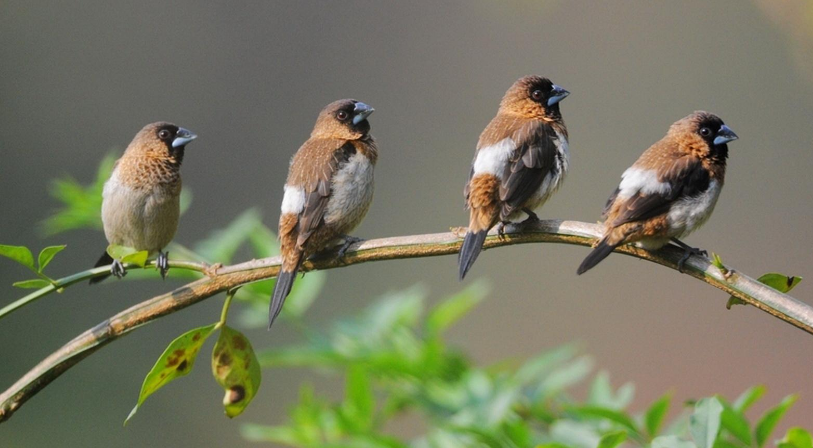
[270,99,377,329]
[459,75,570,280]
[576,111,738,275]
[89,122,197,284]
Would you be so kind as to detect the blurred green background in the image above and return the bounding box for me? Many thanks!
[2,0,813,446]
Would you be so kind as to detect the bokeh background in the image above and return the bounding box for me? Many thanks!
[2,0,813,446]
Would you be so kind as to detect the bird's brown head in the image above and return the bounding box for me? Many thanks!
[310,99,374,140]
[126,122,197,165]
[499,75,569,121]
[669,111,738,160]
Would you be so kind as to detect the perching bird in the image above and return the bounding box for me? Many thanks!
[576,111,738,275]
[459,75,570,280]
[270,99,377,328]
[90,122,196,284]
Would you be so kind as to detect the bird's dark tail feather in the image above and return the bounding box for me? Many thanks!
[268,257,303,330]
[458,230,488,281]
[576,239,618,275]
[89,251,114,285]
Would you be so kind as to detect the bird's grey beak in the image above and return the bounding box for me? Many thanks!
[713,124,738,146]
[547,85,570,107]
[172,127,197,148]
[352,102,375,125]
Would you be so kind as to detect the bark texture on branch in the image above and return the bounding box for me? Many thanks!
[1,219,811,423]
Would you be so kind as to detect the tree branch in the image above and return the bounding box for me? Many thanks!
[2,219,811,423]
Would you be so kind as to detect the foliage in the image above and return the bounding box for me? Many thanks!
[238,282,809,448]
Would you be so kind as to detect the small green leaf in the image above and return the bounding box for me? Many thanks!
[710,253,725,270]
[125,324,217,424]
[779,428,813,448]
[733,385,765,413]
[426,280,487,336]
[195,208,263,263]
[0,244,36,271]
[689,397,723,448]
[646,393,672,437]
[755,395,798,448]
[212,325,261,418]
[569,406,639,434]
[652,435,697,448]
[37,245,66,272]
[718,398,751,445]
[343,365,374,428]
[598,431,627,448]
[107,244,149,268]
[12,279,52,289]
[728,274,802,309]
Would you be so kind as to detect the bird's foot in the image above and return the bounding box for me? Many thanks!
[111,259,127,280]
[451,226,468,238]
[496,222,507,241]
[521,208,540,224]
[338,235,364,258]
[671,238,707,273]
[157,251,170,279]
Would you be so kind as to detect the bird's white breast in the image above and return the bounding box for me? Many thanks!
[667,179,722,237]
[325,152,374,229]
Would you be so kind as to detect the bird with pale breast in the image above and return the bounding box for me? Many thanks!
[459,75,570,280]
[270,99,377,329]
[577,111,738,275]
[90,122,196,284]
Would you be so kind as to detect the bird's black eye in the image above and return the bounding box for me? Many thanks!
[531,90,544,102]
[699,127,712,137]
[336,110,349,121]
[158,129,171,140]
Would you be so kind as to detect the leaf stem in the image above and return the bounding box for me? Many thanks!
[217,288,238,329]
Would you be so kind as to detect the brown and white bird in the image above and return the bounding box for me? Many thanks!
[577,111,738,275]
[90,122,196,284]
[459,75,570,280]
[270,99,377,328]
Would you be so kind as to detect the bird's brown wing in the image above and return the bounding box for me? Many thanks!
[293,140,357,248]
[608,156,710,227]
[498,122,558,219]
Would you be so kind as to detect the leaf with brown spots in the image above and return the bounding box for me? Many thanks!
[125,323,217,425]
[211,325,261,418]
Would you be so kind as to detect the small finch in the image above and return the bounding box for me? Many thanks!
[459,75,570,280]
[577,111,738,275]
[90,122,196,284]
[270,99,377,328]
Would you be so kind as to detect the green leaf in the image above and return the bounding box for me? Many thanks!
[689,397,723,448]
[212,325,261,418]
[718,398,751,445]
[569,406,639,434]
[283,270,327,319]
[587,371,634,410]
[733,385,765,413]
[106,244,149,268]
[195,208,263,263]
[652,435,697,448]
[598,431,627,448]
[710,253,725,271]
[728,274,802,309]
[779,428,813,448]
[646,393,672,437]
[343,365,375,428]
[37,245,66,272]
[426,280,488,337]
[755,395,798,448]
[241,423,300,445]
[0,244,36,271]
[12,279,52,289]
[125,324,217,424]
[41,153,114,236]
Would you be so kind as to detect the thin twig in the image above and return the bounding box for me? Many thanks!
[1,219,811,423]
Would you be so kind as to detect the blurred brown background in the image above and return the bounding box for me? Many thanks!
[2,1,812,446]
